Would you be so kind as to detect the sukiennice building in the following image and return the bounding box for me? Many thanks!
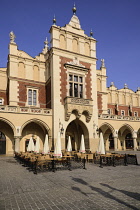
[0,6,140,155]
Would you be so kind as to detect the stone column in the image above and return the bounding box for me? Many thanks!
[133,138,137,151]
[14,137,20,153]
[113,130,118,151]
[132,131,138,151]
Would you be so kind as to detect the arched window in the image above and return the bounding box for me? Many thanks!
[18,62,25,78]
[60,35,66,49]
[73,39,78,53]
[85,42,90,56]
[33,65,39,81]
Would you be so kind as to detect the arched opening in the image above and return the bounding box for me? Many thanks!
[21,121,49,152]
[109,133,114,150]
[125,133,133,149]
[0,131,6,154]
[0,119,14,155]
[65,119,89,151]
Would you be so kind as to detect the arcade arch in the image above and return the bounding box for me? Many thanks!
[65,119,89,151]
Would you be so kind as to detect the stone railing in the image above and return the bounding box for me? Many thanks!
[64,97,93,106]
[98,114,140,121]
[0,105,52,115]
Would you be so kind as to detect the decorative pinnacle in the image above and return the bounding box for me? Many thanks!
[101,59,105,68]
[53,15,56,25]
[72,3,76,15]
[124,83,128,89]
[90,29,93,37]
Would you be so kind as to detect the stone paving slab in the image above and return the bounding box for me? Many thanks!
[0,151,140,210]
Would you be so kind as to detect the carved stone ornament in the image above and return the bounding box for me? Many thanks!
[9,31,16,43]
[66,57,85,68]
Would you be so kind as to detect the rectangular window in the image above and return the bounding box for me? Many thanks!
[107,109,111,115]
[69,74,84,98]
[134,111,138,117]
[0,98,3,105]
[121,110,125,116]
[28,89,37,106]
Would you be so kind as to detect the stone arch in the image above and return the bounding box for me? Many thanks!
[118,124,134,150]
[0,117,15,135]
[21,118,50,135]
[60,34,66,49]
[71,109,81,119]
[65,119,89,151]
[82,110,92,122]
[0,118,15,154]
[99,122,115,151]
[20,119,51,152]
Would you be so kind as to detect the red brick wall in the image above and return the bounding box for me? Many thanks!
[18,81,46,108]
[107,104,140,117]
[60,57,72,104]
[97,93,103,114]
[0,91,7,105]
[46,78,51,108]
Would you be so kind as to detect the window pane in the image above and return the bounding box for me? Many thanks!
[33,90,37,105]
[79,84,83,98]
[69,83,73,96]
[74,83,78,97]
[79,77,83,83]
[69,75,73,81]
[28,89,32,105]
[74,76,78,82]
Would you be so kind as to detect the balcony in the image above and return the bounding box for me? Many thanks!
[98,114,140,122]
[64,97,93,122]
[0,105,52,115]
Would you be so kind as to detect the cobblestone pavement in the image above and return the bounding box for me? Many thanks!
[0,151,140,210]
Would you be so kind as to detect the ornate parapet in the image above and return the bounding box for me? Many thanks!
[64,97,93,122]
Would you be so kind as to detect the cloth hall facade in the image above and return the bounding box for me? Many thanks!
[0,8,140,155]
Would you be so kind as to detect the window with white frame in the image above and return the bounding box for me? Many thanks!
[107,109,111,115]
[0,98,3,105]
[69,74,83,98]
[27,89,37,106]
[134,111,138,117]
[121,110,125,116]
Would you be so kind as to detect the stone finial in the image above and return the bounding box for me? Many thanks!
[90,29,93,37]
[137,87,140,91]
[42,37,49,54]
[101,59,105,68]
[53,15,56,25]
[110,82,114,86]
[72,3,76,15]
[9,31,16,43]
[124,83,128,89]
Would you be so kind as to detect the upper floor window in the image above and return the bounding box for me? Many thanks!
[28,89,37,106]
[134,111,138,117]
[107,109,111,115]
[69,74,83,98]
[0,98,4,105]
[121,110,125,116]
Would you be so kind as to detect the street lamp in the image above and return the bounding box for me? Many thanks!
[59,119,64,135]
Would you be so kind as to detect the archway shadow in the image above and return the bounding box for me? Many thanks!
[71,177,139,210]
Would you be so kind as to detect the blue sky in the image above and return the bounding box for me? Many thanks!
[0,0,140,91]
